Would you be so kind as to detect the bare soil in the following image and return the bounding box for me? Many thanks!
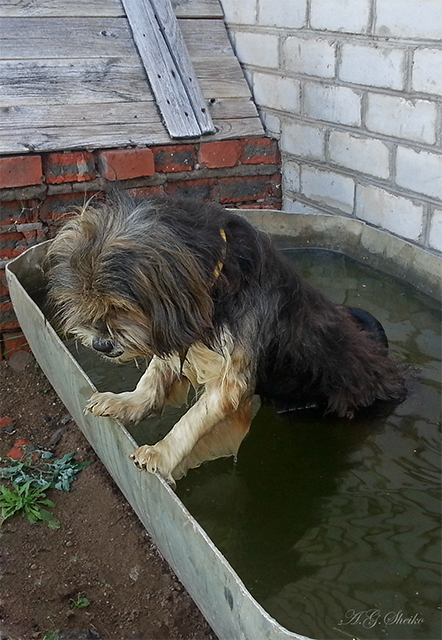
[0,353,217,640]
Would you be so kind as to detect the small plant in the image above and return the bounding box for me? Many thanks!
[0,448,90,491]
[0,481,60,529]
[70,592,90,609]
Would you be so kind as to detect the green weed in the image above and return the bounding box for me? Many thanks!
[0,481,60,529]
[70,592,90,609]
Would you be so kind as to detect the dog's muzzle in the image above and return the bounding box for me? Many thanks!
[92,338,124,358]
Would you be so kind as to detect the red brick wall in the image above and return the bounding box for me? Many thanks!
[0,137,281,358]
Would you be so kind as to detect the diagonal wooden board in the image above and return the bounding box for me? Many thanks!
[121,0,215,138]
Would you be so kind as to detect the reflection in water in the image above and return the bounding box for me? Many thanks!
[66,250,441,640]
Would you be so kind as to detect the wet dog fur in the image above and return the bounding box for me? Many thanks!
[46,192,406,483]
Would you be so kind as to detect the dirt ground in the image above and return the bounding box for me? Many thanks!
[0,352,217,640]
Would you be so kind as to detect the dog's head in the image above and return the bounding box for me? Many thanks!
[46,193,215,361]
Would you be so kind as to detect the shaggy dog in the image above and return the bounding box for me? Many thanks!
[46,192,406,483]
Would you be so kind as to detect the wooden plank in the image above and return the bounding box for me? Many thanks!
[0,59,154,106]
[0,0,224,19]
[179,19,234,57]
[193,58,254,99]
[0,101,164,130]
[149,0,214,133]
[120,0,213,138]
[0,104,263,154]
[0,18,136,59]
[0,0,125,17]
[0,99,260,130]
[173,0,223,19]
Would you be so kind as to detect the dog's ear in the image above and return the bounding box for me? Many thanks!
[130,238,215,357]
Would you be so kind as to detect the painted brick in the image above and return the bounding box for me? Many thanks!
[97,148,155,181]
[240,137,280,165]
[356,184,423,241]
[282,160,301,194]
[253,73,301,113]
[166,178,217,202]
[219,0,257,24]
[0,156,43,189]
[0,201,27,224]
[328,131,390,179]
[281,121,324,161]
[301,166,355,214]
[412,49,442,96]
[234,31,279,68]
[258,0,306,28]
[199,140,242,169]
[284,37,336,79]
[153,145,196,173]
[218,174,281,204]
[428,209,442,252]
[375,0,442,40]
[39,193,93,220]
[303,83,361,126]
[339,44,405,90]
[42,151,96,184]
[396,147,442,201]
[127,186,166,200]
[310,0,370,33]
[366,94,437,145]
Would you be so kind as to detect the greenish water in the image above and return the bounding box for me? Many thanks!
[65,249,441,640]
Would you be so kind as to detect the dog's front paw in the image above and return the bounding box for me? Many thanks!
[85,391,152,423]
[130,443,176,484]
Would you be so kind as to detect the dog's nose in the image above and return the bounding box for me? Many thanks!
[92,338,115,354]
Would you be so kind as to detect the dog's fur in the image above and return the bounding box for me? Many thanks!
[46,192,406,483]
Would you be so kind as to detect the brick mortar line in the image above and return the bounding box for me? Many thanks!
[280,152,442,208]
[259,107,442,154]
[230,25,442,48]
[0,164,281,202]
[243,63,442,105]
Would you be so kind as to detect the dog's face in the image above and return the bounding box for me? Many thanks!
[65,303,154,362]
[46,194,216,362]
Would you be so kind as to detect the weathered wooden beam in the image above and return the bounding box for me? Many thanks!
[121,0,215,138]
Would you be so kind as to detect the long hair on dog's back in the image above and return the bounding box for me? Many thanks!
[46,190,406,482]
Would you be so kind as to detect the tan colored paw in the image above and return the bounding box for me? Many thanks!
[130,443,175,484]
[85,391,151,423]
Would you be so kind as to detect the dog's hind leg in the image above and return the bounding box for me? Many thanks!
[86,355,187,423]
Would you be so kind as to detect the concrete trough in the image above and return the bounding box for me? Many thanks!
[6,212,441,640]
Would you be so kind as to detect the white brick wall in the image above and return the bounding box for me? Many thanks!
[258,0,306,29]
[412,49,442,95]
[304,83,361,126]
[396,148,442,200]
[281,121,324,161]
[339,44,405,90]
[375,0,442,40]
[328,131,390,179]
[284,36,336,78]
[310,0,371,34]
[253,73,301,113]
[356,184,424,240]
[233,31,279,68]
[366,94,437,145]
[301,166,355,214]
[219,0,442,254]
